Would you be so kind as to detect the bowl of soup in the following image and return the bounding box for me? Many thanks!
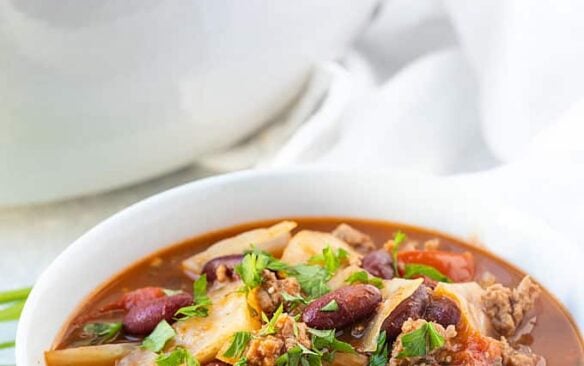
[16,168,583,365]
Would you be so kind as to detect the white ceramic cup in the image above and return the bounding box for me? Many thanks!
[0,1,379,205]
[16,168,583,364]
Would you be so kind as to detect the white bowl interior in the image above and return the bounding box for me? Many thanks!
[16,168,583,364]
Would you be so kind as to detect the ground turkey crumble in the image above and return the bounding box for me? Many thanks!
[255,270,301,314]
[500,337,546,366]
[389,319,458,366]
[244,314,311,366]
[482,277,541,337]
[332,223,376,254]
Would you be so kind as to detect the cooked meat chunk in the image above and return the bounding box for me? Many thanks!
[275,314,311,350]
[483,277,541,336]
[332,223,376,253]
[500,337,545,366]
[245,314,311,366]
[245,335,285,366]
[256,270,301,314]
[389,319,456,366]
[423,239,440,251]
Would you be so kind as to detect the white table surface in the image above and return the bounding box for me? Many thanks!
[0,165,214,365]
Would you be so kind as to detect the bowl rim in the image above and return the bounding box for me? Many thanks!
[16,167,583,364]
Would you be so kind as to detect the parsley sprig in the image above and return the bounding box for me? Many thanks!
[289,265,330,299]
[142,320,176,352]
[345,271,383,289]
[308,246,348,276]
[223,331,253,359]
[175,275,212,320]
[235,248,290,292]
[368,331,389,366]
[78,322,122,346]
[260,304,284,335]
[156,347,200,366]
[397,322,445,358]
[403,263,452,283]
[276,328,355,366]
[320,300,339,312]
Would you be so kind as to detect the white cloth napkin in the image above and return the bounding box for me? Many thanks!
[270,0,584,324]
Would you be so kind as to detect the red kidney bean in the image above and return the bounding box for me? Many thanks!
[362,250,394,279]
[424,297,460,328]
[302,285,382,329]
[201,254,244,283]
[381,286,429,342]
[123,293,193,335]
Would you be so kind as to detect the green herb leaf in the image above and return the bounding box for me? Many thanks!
[309,328,355,354]
[289,265,330,299]
[235,250,291,292]
[397,323,445,358]
[276,344,321,366]
[0,300,25,322]
[368,331,388,366]
[308,246,348,276]
[0,341,15,350]
[156,347,199,366]
[281,292,309,309]
[260,305,285,336]
[345,271,384,289]
[0,287,31,304]
[320,300,339,312]
[81,322,122,345]
[223,331,252,359]
[260,304,284,336]
[175,275,212,320]
[234,357,248,366]
[392,231,407,277]
[403,263,452,283]
[142,320,176,352]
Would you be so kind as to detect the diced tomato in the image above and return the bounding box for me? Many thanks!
[397,250,475,282]
[449,332,503,365]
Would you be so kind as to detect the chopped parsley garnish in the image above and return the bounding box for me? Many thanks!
[276,344,320,366]
[403,263,452,283]
[156,347,199,366]
[281,291,309,309]
[235,249,291,291]
[345,271,384,289]
[391,231,407,276]
[320,300,339,312]
[277,328,355,366]
[223,331,252,359]
[308,246,348,276]
[397,322,445,358]
[175,275,211,319]
[368,331,388,366]
[234,357,248,366]
[289,265,330,299]
[309,328,355,354]
[260,304,284,335]
[80,322,122,345]
[142,320,176,352]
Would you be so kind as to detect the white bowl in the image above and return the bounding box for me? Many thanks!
[16,168,583,365]
[0,0,378,205]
